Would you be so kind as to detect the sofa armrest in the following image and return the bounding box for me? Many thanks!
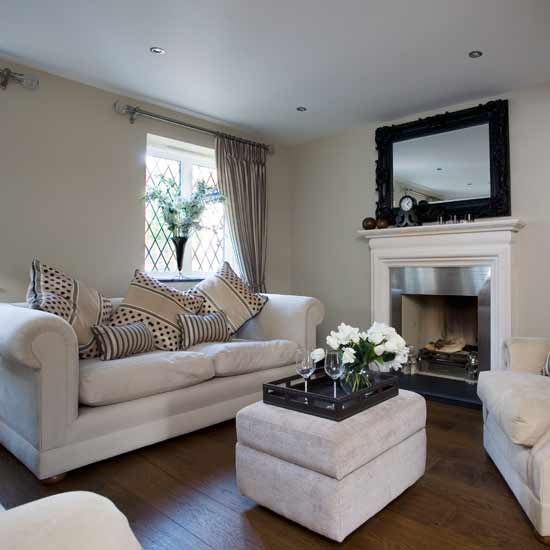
[236,294,325,351]
[0,304,79,457]
[504,337,550,374]
[0,305,77,368]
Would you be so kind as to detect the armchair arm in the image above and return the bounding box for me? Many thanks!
[236,294,325,351]
[503,337,550,374]
[530,433,550,508]
[0,492,141,550]
[0,304,79,457]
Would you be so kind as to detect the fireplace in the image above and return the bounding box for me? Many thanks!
[360,218,524,407]
[391,266,490,386]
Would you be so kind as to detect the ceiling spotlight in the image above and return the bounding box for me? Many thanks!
[0,67,39,90]
[468,50,483,59]
[296,106,307,112]
[150,46,166,55]
[436,167,443,171]
[467,182,473,186]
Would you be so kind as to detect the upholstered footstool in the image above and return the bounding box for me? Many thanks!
[236,390,426,542]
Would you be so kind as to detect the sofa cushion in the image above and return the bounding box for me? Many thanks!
[191,339,298,376]
[478,371,550,446]
[79,351,215,406]
[26,258,112,359]
[189,262,268,334]
[177,311,231,349]
[92,322,155,361]
[110,271,204,352]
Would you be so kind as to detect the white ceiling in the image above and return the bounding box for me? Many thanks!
[394,124,490,202]
[2,0,550,144]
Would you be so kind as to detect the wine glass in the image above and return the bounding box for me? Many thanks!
[324,351,344,398]
[295,348,316,395]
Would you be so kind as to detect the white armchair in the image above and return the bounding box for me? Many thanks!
[0,492,140,550]
[478,338,550,544]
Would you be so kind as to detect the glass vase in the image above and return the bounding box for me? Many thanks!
[171,236,188,279]
[340,364,373,394]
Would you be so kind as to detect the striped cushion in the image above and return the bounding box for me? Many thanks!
[177,311,231,350]
[110,270,204,351]
[543,352,550,376]
[92,322,155,361]
[27,258,112,359]
[189,262,268,334]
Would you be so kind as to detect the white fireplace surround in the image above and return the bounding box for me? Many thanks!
[359,218,524,371]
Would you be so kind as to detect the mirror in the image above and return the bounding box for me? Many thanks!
[375,100,510,223]
[393,124,490,206]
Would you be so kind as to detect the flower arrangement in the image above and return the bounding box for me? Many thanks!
[312,322,409,392]
[145,177,225,275]
[145,178,225,239]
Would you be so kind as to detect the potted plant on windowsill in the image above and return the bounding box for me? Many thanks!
[145,178,225,278]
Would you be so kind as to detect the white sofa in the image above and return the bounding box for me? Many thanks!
[0,294,324,480]
[478,337,550,542]
[0,492,141,549]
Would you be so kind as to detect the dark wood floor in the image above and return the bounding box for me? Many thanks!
[0,401,545,549]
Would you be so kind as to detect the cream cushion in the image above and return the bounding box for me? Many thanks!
[190,262,268,334]
[79,351,215,406]
[191,338,297,376]
[110,270,204,351]
[237,389,426,480]
[478,371,550,446]
[26,258,112,359]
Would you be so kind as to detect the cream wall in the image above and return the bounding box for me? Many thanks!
[290,82,550,340]
[0,59,292,301]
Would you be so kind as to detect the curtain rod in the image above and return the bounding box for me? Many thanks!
[113,101,271,152]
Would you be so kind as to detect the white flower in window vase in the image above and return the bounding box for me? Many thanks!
[144,177,225,278]
[311,322,409,393]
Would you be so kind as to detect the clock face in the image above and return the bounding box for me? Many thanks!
[400,196,414,212]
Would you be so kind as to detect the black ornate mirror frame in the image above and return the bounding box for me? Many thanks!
[375,99,511,223]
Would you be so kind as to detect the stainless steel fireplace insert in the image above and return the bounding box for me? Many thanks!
[390,266,491,382]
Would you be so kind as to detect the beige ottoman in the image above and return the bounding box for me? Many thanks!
[236,389,426,542]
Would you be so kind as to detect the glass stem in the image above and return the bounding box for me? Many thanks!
[304,378,308,394]
[333,381,337,399]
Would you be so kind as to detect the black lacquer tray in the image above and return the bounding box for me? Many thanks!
[263,369,398,421]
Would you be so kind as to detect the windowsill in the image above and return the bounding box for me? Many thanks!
[147,272,205,283]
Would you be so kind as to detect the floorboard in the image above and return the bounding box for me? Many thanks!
[0,401,545,549]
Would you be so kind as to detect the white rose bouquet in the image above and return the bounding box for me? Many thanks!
[311,321,408,392]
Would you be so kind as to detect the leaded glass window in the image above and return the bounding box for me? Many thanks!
[144,136,234,277]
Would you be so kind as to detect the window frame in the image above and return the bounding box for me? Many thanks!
[145,140,235,280]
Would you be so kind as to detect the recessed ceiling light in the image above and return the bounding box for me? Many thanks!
[296,106,307,112]
[467,182,473,186]
[436,167,443,171]
[150,46,166,55]
[468,50,483,59]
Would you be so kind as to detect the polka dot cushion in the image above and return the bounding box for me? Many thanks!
[110,270,205,351]
[26,258,113,359]
[189,262,268,334]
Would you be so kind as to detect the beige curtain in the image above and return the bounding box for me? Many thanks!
[215,135,268,293]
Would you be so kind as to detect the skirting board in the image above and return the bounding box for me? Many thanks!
[0,391,262,479]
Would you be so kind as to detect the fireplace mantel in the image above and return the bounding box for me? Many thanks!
[357,218,524,241]
[360,217,524,373]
